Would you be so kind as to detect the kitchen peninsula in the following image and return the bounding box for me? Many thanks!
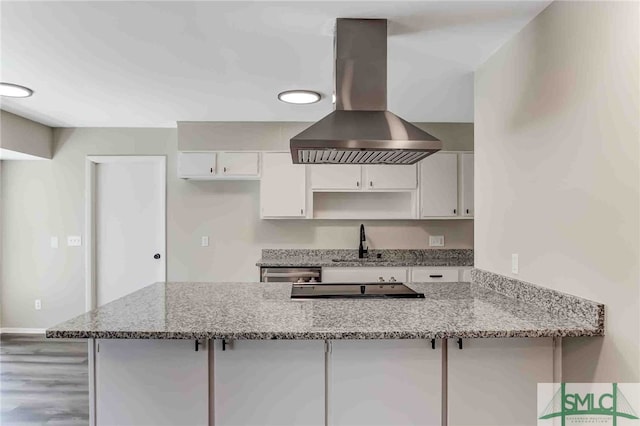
[47,270,603,426]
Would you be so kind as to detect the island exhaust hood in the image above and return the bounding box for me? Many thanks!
[290,18,442,165]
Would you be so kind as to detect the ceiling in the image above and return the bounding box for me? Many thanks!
[0,1,550,128]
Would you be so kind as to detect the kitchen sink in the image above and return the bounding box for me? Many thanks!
[291,283,425,299]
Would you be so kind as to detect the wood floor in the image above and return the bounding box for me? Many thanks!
[0,334,89,425]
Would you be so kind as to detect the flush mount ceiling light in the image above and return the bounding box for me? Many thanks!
[0,82,34,98]
[278,90,321,104]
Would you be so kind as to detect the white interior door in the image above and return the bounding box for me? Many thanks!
[95,157,165,306]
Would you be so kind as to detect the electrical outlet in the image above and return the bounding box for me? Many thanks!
[67,236,82,247]
[50,236,59,249]
[35,299,42,310]
[429,235,445,247]
[201,236,209,247]
[512,253,519,274]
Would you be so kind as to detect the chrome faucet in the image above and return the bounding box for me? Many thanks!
[358,224,369,259]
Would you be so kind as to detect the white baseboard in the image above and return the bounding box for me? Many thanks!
[0,327,47,334]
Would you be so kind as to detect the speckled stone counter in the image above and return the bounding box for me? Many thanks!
[46,279,603,340]
[256,249,473,268]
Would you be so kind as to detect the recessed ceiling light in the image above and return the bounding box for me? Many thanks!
[278,90,321,104]
[0,82,34,98]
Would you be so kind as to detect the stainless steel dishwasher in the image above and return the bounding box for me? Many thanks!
[260,267,322,283]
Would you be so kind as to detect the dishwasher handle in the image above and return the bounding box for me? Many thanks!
[263,271,320,278]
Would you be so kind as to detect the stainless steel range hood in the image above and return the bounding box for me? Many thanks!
[290,18,442,165]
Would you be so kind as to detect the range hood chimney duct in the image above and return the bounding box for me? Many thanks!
[290,18,442,165]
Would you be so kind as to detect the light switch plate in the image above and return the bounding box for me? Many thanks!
[201,236,209,247]
[429,235,445,247]
[50,237,59,249]
[67,236,82,247]
[511,253,519,274]
[35,299,42,310]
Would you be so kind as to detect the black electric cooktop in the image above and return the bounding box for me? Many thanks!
[290,283,425,299]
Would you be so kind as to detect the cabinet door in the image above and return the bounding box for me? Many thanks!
[310,165,362,190]
[96,339,208,426]
[218,152,259,176]
[420,153,458,217]
[411,267,460,282]
[322,267,408,283]
[364,164,417,190]
[331,339,441,426]
[461,153,474,216]
[260,152,306,218]
[214,340,325,426]
[178,152,216,178]
[448,338,553,426]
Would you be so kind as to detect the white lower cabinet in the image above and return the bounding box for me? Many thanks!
[95,339,208,426]
[448,338,553,426]
[330,339,442,426]
[322,267,409,283]
[214,340,325,426]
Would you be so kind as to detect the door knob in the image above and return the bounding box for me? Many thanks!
[154,253,161,259]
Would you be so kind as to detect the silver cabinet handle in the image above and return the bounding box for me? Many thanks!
[356,181,360,187]
[370,181,373,187]
[389,277,396,282]
[223,166,227,173]
[378,277,385,282]
[301,208,304,215]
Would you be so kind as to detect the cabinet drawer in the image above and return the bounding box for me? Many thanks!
[323,267,408,283]
[411,268,459,283]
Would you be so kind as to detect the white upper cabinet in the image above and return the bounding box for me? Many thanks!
[364,164,417,190]
[310,165,362,190]
[260,152,306,218]
[178,151,259,179]
[310,164,416,191]
[461,153,474,217]
[420,153,458,217]
[218,152,260,177]
[178,152,216,178]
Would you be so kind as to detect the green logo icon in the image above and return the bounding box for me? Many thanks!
[539,383,639,425]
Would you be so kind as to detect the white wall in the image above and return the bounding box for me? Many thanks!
[178,121,473,152]
[475,1,639,382]
[0,110,53,159]
[1,126,473,329]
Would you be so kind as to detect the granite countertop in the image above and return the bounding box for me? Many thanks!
[46,279,603,340]
[256,249,474,268]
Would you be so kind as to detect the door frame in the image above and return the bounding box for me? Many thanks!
[84,155,167,425]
